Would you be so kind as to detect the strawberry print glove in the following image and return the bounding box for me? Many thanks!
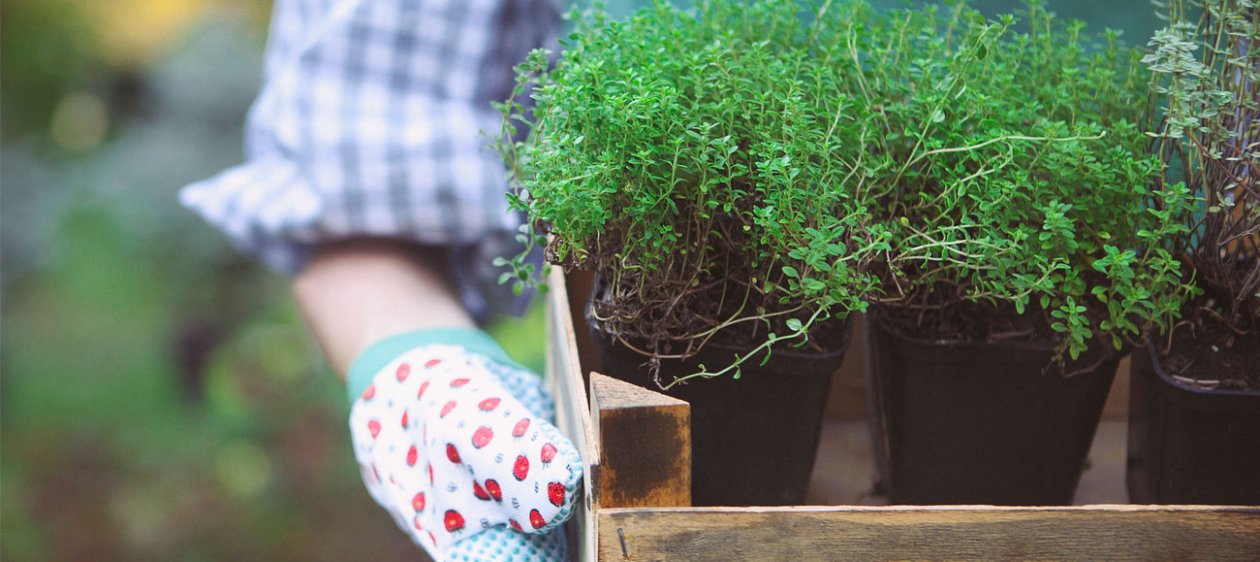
[346,329,582,562]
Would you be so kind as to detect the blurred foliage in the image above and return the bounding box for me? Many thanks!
[0,0,105,140]
[0,0,1158,560]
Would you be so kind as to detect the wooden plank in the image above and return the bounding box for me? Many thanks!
[590,373,691,508]
[598,505,1260,561]
[545,268,600,562]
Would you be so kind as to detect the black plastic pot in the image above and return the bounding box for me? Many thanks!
[866,307,1119,505]
[1127,342,1260,504]
[593,316,851,506]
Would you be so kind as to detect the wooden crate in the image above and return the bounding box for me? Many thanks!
[543,269,1260,561]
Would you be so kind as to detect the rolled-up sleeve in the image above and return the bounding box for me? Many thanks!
[181,0,559,318]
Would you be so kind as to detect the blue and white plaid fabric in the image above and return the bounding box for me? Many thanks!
[181,0,559,319]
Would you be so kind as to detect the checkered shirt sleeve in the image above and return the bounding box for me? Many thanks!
[181,0,559,318]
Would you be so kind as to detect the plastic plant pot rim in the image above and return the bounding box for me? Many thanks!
[1140,338,1260,407]
[870,303,1062,353]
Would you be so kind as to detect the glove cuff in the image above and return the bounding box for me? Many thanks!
[346,328,519,404]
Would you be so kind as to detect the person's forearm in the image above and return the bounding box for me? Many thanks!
[292,238,475,379]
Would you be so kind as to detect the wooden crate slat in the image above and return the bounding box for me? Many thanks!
[545,269,601,562]
[590,372,691,508]
[598,505,1260,561]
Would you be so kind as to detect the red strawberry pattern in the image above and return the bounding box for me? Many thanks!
[513,455,530,481]
[444,509,465,532]
[440,401,457,418]
[548,482,565,507]
[484,479,502,502]
[471,426,493,449]
[512,418,530,437]
[472,480,491,501]
[348,345,581,558]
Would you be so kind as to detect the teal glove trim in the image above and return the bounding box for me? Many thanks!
[346,328,520,404]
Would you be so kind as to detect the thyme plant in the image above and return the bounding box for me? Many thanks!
[1146,0,1259,340]
[845,0,1195,362]
[497,0,888,386]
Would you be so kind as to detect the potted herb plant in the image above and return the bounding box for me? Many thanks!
[495,0,888,505]
[1130,0,1260,505]
[849,0,1194,504]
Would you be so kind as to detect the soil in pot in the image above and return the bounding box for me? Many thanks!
[1127,325,1260,505]
[592,314,851,506]
[1154,315,1260,391]
[867,303,1120,505]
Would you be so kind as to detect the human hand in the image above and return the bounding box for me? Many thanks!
[346,330,582,561]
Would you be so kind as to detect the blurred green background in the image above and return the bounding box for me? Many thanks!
[0,1,1158,560]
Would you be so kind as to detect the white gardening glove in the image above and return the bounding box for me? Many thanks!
[346,329,582,561]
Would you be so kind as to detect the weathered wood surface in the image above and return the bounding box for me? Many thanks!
[598,505,1260,561]
[546,268,600,562]
[590,373,691,508]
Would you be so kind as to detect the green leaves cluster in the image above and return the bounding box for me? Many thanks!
[839,0,1196,360]
[498,0,1202,379]
[1146,0,1259,331]
[498,0,888,380]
